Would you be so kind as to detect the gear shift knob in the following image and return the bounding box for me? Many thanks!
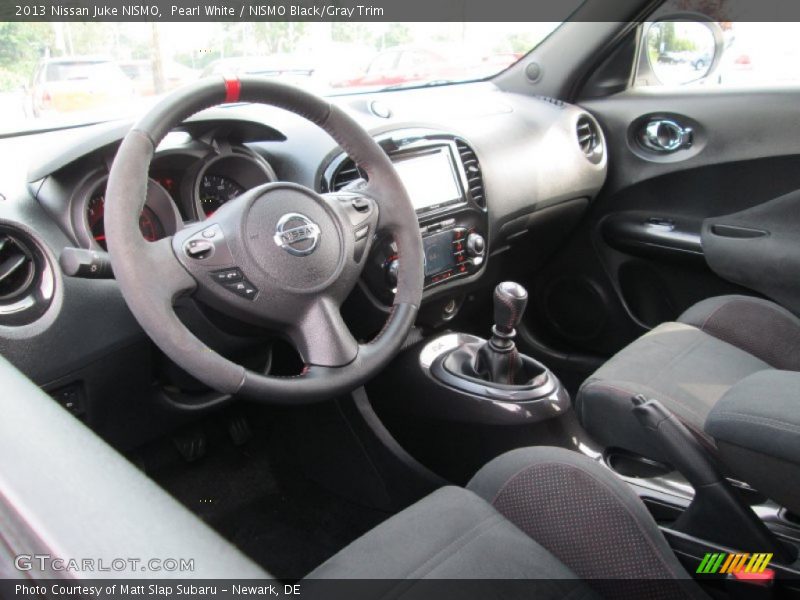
[493,281,528,336]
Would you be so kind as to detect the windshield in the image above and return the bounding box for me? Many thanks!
[0,21,563,134]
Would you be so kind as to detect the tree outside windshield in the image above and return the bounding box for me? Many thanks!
[0,22,561,133]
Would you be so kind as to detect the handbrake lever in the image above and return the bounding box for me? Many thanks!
[631,394,794,563]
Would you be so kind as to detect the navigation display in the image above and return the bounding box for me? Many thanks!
[392,148,462,211]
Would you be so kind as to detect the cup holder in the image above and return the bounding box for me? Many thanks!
[605,450,674,479]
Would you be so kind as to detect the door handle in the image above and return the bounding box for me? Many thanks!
[640,119,693,153]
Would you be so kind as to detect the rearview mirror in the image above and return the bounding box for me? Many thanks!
[639,16,724,86]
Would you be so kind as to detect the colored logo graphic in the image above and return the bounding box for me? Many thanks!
[696,553,773,574]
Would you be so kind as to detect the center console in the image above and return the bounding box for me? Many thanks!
[419,282,570,424]
[323,129,488,305]
[367,280,574,483]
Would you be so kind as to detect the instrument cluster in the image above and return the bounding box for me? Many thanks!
[72,141,276,251]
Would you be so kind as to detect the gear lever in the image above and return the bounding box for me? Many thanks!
[474,282,528,384]
[491,281,528,343]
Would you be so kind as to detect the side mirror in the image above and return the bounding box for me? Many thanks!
[636,14,724,86]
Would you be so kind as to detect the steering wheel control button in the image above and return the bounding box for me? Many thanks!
[211,268,243,284]
[351,197,370,212]
[273,213,321,256]
[224,278,258,300]
[178,224,237,267]
[185,239,214,260]
[354,225,369,241]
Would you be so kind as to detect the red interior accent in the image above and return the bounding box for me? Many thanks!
[223,76,241,103]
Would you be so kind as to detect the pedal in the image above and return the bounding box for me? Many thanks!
[228,414,252,446]
[172,428,207,462]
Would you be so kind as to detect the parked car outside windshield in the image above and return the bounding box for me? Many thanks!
[28,57,135,118]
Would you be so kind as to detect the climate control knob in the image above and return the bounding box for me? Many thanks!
[466,232,485,257]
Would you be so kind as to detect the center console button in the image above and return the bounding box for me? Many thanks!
[466,232,485,256]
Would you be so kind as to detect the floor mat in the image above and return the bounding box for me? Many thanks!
[137,410,391,580]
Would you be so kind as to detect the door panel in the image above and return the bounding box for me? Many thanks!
[703,190,800,316]
[524,88,800,358]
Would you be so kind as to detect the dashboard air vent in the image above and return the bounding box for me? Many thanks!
[0,226,54,326]
[456,140,486,209]
[330,158,367,191]
[0,231,35,301]
[576,116,603,163]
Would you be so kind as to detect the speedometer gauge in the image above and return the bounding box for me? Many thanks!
[199,175,244,217]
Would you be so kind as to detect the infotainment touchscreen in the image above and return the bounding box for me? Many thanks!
[391,147,462,211]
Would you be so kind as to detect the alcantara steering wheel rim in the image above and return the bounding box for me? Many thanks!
[105,76,423,403]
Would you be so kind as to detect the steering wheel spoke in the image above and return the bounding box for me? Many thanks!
[143,236,197,303]
[318,189,380,269]
[286,296,359,368]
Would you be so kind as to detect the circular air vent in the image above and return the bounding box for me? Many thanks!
[0,226,54,325]
[0,232,36,301]
[576,115,604,164]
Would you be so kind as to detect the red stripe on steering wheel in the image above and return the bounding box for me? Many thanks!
[223,76,241,103]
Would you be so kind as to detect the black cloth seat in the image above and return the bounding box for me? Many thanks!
[576,295,800,461]
[576,294,800,513]
[307,447,705,600]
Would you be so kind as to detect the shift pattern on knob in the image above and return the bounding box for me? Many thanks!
[493,281,528,335]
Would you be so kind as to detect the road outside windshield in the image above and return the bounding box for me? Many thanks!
[0,21,561,134]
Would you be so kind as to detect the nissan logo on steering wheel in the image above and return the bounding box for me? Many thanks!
[273,213,321,256]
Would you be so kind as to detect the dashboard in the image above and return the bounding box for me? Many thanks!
[0,81,607,397]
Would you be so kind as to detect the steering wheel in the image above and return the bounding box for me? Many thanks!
[105,77,423,403]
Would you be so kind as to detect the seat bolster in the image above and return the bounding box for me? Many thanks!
[467,447,706,598]
[706,370,800,464]
[577,376,714,463]
[706,370,800,515]
[306,485,584,585]
[679,295,800,370]
[575,321,771,461]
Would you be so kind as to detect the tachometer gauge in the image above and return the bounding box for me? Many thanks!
[86,192,165,250]
[199,174,244,217]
